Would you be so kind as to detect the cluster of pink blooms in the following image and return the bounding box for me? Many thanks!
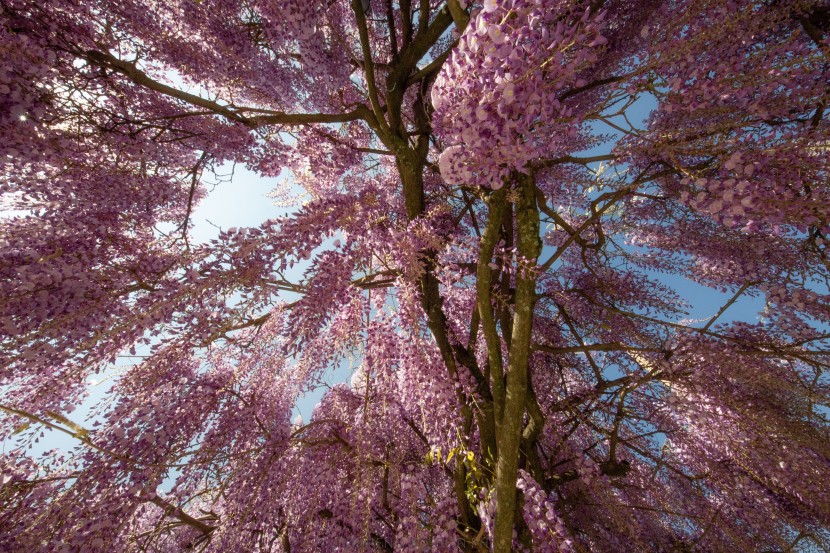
[433,0,608,187]
[516,471,573,553]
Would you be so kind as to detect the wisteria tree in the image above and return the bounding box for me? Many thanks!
[2,0,830,551]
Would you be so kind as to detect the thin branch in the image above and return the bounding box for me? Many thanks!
[532,153,617,170]
[533,342,663,355]
[84,50,371,127]
[150,495,217,535]
[0,404,134,465]
[406,45,456,87]
[560,74,633,101]
[702,282,753,331]
[179,151,209,249]
[351,0,392,137]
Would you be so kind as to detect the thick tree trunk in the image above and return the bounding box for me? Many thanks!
[492,173,541,553]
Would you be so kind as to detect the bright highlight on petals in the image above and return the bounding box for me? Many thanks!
[488,24,506,44]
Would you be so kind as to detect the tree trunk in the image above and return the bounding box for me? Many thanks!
[492,173,542,553]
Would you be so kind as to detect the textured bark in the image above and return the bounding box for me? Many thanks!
[492,174,542,553]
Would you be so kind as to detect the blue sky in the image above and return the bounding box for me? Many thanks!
[188,164,284,243]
